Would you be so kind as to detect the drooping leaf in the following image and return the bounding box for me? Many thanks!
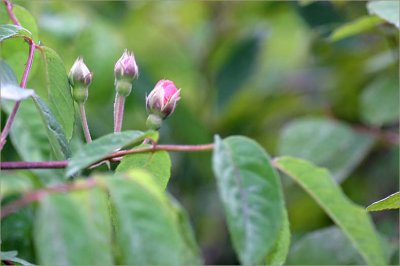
[278,118,374,182]
[0,60,34,100]
[274,156,386,265]
[265,209,291,266]
[0,250,34,266]
[66,130,158,177]
[212,135,284,265]
[116,144,171,189]
[367,192,400,212]
[287,226,364,265]
[34,192,113,265]
[367,1,400,29]
[0,24,31,42]
[104,170,202,265]
[40,46,75,140]
[329,15,383,42]
[360,76,399,127]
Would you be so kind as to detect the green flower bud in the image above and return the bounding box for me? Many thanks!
[69,57,92,103]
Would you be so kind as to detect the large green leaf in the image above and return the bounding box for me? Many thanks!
[287,226,364,265]
[66,130,158,177]
[0,59,34,100]
[278,118,374,182]
[105,170,201,265]
[212,135,284,265]
[367,1,400,29]
[274,156,386,265]
[367,192,400,212]
[34,192,113,265]
[360,76,399,127]
[329,15,383,42]
[116,144,171,190]
[40,46,75,140]
[0,24,31,42]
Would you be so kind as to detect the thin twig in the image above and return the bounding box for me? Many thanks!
[0,40,36,150]
[0,143,215,169]
[3,0,20,26]
[79,103,92,143]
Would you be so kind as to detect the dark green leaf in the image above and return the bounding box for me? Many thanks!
[367,192,400,212]
[212,135,284,265]
[34,192,113,265]
[367,1,400,28]
[0,24,31,42]
[41,46,75,140]
[329,15,383,42]
[0,60,34,100]
[66,130,158,177]
[278,118,374,182]
[105,170,201,265]
[216,33,263,108]
[274,156,386,265]
[265,209,291,265]
[116,144,171,189]
[360,76,399,126]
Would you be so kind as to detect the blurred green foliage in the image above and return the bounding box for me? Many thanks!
[1,1,398,264]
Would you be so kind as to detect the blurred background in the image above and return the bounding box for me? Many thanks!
[1,1,399,264]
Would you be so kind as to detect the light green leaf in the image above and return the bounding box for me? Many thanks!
[0,250,35,266]
[116,144,171,190]
[360,76,399,127]
[367,1,400,28]
[287,226,364,265]
[367,192,400,211]
[32,95,71,160]
[105,170,201,265]
[278,118,374,182]
[66,130,158,177]
[274,156,386,265]
[0,60,34,100]
[34,192,112,265]
[212,135,284,265]
[0,174,34,199]
[330,15,383,42]
[265,209,291,265]
[0,24,31,42]
[40,46,75,140]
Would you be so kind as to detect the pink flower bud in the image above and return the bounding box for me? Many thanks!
[114,49,139,82]
[68,57,92,88]
[146,79,181,119]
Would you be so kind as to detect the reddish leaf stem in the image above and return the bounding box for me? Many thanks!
[0,143,215,169]
[3,0,20,26]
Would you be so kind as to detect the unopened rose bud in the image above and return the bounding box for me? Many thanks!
[146,79,181,121]
[69,57,92,103]
[114,49,138,97]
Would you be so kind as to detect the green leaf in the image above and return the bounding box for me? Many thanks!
[367,192,400,211]
[265,208,291,265]
[34,192,113,265]
[287,226,364,265]
[66,130,158,177]
[274,156,386,265]
[105,170,201,265]
[1,250,35,266]
[40,46,75,140]
[329,15,383,42]
[367,1,400,28]
[0,59,34,100]
[116,144,171,190]
[278,118,374,182]
[0,24,31,42]
[360,76,399,127]
[0,174,34,199]
[212,135,284,265]
[216,33,263,108]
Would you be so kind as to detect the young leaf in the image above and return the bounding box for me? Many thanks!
[0,60,34,100]
[41,46,75,140]
[274,156,386,265]
[367,192,400,212]
[32,95,71,160]
[116,144,171,190]
[329,15,383,42]
[104,170,202,265]
[66,130,158,177]
[212,135,284,265]
[367,1,400,28]
[0,24,31,42]
[34,192,113,265]
[278,118,374,182]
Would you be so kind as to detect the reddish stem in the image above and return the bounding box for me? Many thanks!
[0,40,36,150]
[0,143,215,169]
[3,0,20,26]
